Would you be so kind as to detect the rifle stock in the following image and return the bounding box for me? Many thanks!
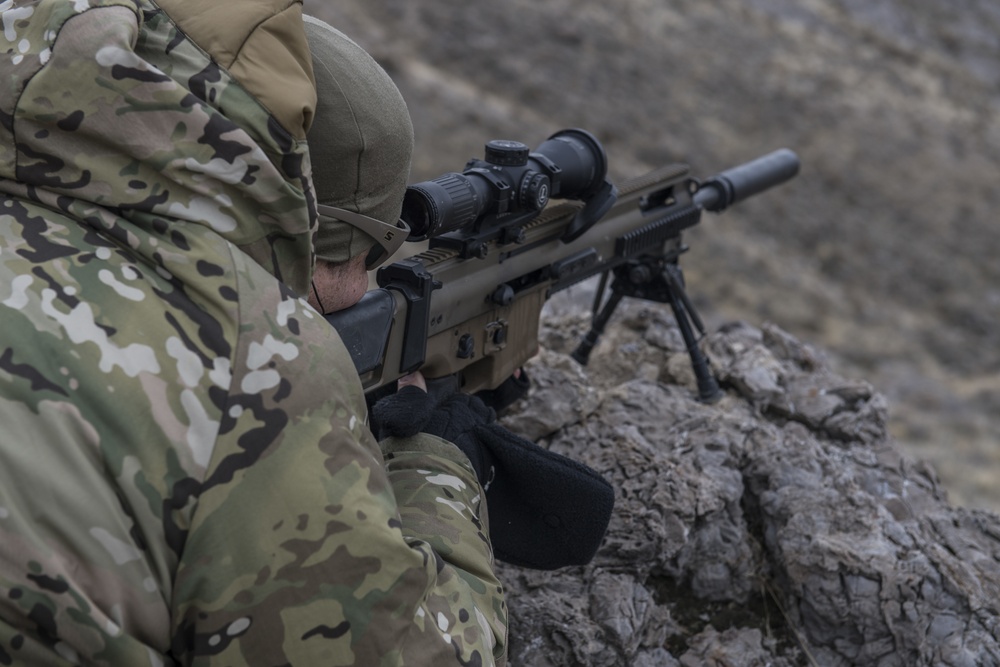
[326,147,799,397]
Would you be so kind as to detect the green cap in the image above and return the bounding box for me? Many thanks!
[303,15,414,265]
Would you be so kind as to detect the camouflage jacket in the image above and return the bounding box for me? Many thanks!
[0,1,506,665]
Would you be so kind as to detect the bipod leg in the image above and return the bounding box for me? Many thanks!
[572,274,625,366]
[662,265,723,403]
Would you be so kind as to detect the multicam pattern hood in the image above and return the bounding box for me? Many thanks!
[0,1,507,665]
[0,0,318,296]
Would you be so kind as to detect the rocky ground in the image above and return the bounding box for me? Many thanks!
[305,0,1000,514]
[493,291,1000,665]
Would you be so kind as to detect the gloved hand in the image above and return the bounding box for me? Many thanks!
[371,373,615,570]
[475,368,531,415]
[371,381,497,485]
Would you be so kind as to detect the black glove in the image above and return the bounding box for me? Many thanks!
[371,378,615,570]
[472,421,614,570]
[371,385,497,483]
[475,368,531,415]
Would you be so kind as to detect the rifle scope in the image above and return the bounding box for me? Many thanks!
[401,128,609,241]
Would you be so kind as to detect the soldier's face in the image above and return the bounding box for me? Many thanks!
[308,254,369,314]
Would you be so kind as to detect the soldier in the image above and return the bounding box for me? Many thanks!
[0,2,508,664]
[0,1,616,664]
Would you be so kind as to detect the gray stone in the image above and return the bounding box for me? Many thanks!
[494,309,1000,665]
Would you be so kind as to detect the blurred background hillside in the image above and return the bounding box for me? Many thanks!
[305,0,1000,513]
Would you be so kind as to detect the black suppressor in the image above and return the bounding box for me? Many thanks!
[692,148,800,212]
[401,128,610,240]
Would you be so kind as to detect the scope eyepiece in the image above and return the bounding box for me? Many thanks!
[400,173,489,241]
[401,128,610,242]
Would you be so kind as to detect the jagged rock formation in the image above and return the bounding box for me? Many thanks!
[497,296,1000,665]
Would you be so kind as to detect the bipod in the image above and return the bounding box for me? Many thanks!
[572,258,723,403]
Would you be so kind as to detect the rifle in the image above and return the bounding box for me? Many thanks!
[325,129,799,403]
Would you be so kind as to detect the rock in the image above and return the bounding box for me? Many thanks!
[497,347,601,441]
[495,304,1000,665]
